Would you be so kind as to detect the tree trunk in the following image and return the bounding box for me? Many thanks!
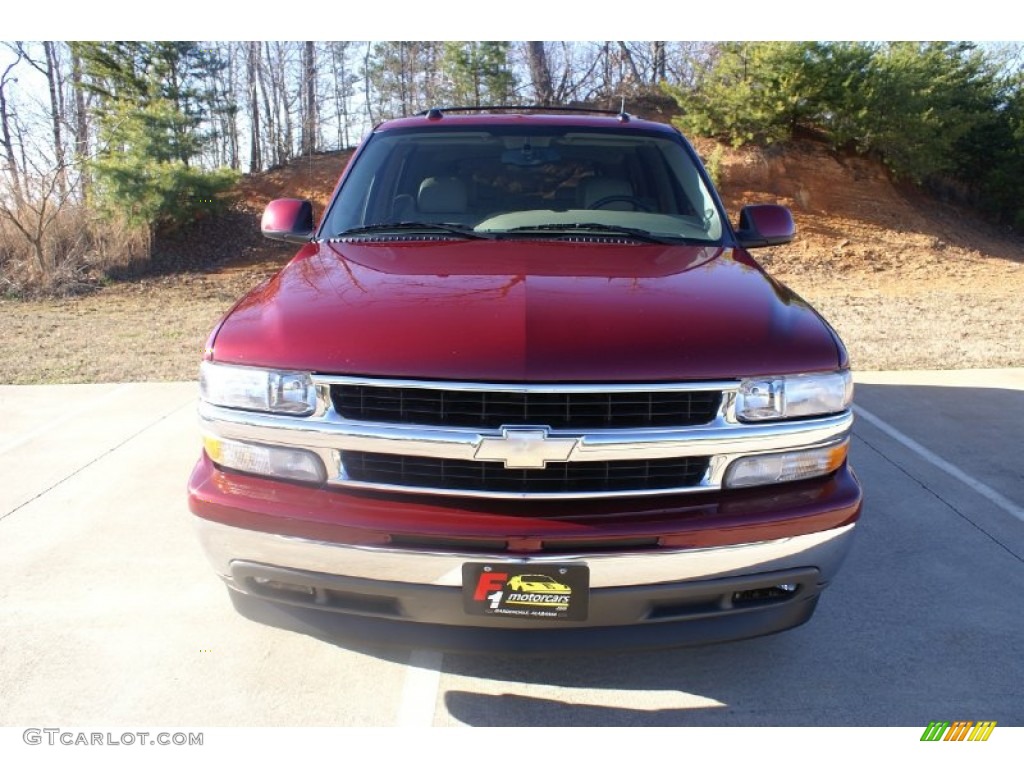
[618,42,642,85]
[652,42,666,83]
[70,48,89,196]
[526,42,554,106]
[16,43,68,192]
[247,42,262,172]
[268,42,291,166]
[41,42,67,199]
[258,42,277,167]
[0,59,23,205]
[226,42,240,170]
[398,42,409,116]
[363,42,375,126]
[301,41,317,155]
[330,42,351,150]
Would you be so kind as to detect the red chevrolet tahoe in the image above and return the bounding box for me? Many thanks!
[188,108,861,652]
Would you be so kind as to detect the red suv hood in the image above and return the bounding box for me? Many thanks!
[210,239,842,380]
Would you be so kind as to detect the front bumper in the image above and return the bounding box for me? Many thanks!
[224,566,828,653]
[196,516,855,593]
[189,456,860,650]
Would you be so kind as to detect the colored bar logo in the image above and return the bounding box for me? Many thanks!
[920,721,997,741]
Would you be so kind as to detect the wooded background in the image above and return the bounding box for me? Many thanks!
[2,41,1023,294]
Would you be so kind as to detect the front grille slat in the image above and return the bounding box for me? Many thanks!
[332,385,722,430]
[342,451,710,495]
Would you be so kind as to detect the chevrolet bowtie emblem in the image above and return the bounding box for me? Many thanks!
[473,428,579,469]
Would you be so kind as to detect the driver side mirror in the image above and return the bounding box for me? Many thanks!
[261,198,314,243]
[735,204,795,248]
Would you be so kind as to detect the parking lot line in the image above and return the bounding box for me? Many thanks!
[0,383,135,455]
[854,404,1024,522]
[0,394,195,522]
[396,649,444,727]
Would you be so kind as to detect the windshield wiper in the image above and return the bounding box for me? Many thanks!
[331,222,493,240]
[499,223,684,244]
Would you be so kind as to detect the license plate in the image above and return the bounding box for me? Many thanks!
[462,563,589,621]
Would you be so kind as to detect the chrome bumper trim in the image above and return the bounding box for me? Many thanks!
[195,518,857,590]
[199,397,853,498]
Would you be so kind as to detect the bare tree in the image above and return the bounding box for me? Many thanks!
[363,42,375,126]
[205,41,240,170]
[548,43,605,104]
[266,41,295,166]
[0,53,24,205]
[301,41,318,155]
[617,42,642,86]
[526,42,554,105]
[224,42,240,170]
[663,42,718,91]
[0,148,80,280]
[397,42,410,116]
[258,42,278,167]
[329,42,357,150]
[651,42,667,82]
[44,43,67,195]
[246,42,262,172]
[13,43,68,198]
[69,46,89,194]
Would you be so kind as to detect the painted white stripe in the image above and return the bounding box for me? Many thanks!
[396,649,443,727]
[0,383,136,456]
[854,404,1024,522]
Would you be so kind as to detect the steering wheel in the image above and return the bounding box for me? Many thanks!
[587,195,653,212]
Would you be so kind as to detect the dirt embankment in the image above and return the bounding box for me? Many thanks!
[700,139,1024,370]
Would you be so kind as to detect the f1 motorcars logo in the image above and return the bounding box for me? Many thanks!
[463,564,589,621]
[920,721,996,741]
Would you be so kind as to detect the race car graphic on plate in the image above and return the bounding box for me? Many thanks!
[507,574,573,595]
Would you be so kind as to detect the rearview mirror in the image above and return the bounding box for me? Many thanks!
[501,146,561,166]
[261,198,314,243]
[735,204,795,248]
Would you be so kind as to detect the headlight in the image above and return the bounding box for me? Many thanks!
[200,361,315,415]
[736,371,852,422]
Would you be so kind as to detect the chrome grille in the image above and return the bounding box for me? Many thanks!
[331,385,722,429]
[341,451,710,495]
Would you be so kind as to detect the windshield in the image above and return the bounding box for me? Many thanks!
[322,125,724,243]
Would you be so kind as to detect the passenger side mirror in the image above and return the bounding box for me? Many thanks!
[735,204,795,248]
[262,198,315,243]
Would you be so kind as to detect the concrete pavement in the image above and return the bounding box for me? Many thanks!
[0,372,1021,726]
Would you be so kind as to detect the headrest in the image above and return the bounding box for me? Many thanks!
[418,177,468,213]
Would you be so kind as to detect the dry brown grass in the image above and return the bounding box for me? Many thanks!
[0,204,151,297]
[0,260,282,384]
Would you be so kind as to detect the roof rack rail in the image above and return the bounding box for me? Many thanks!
[419,105,632,122]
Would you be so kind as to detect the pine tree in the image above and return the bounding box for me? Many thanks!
[71,41,238,231]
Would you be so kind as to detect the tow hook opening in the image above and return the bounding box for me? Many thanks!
[731,582,801,605]
[251,576,316,600]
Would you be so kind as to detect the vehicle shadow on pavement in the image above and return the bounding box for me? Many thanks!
[432,382,1024,726]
